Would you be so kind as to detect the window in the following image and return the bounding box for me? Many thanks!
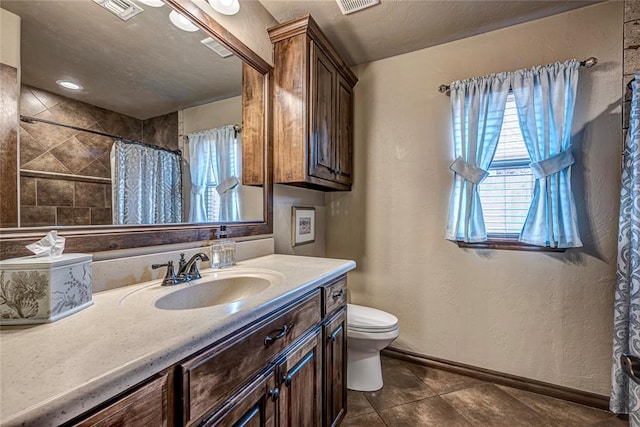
[204,187,221,222]
[478,93,534,239]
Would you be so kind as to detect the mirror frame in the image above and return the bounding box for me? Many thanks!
[0,0,273,259]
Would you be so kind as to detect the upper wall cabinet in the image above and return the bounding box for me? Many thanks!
[268,15,358,192]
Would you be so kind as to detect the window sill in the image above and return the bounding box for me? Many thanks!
[456,238,566,253]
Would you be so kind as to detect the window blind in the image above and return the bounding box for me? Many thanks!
[479,93,534,236]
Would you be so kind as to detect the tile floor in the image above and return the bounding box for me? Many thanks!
[342,356,628,427]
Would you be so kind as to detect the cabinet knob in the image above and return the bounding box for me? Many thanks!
[268,387,280,402]
[283,373,293,387]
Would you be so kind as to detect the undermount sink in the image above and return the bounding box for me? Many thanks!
[154,274,276,310]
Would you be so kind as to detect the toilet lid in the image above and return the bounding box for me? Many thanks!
[348,304,398,332]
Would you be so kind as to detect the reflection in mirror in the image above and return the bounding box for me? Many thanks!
[1,0,263,229]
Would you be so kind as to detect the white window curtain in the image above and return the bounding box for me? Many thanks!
[111,139,182,224]
[511,60,582,248]
[445,73,510,242]
[187,126,241,223]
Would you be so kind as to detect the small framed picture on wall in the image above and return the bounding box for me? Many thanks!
[292,207,316,246]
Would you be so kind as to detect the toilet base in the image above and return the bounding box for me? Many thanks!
[347,346,384,392]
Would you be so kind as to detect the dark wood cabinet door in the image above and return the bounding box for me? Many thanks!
[309,43,336,182]
[201,369,277,427]
[277,328,323,427]
[324,308,347,427]
[335,75,353,186]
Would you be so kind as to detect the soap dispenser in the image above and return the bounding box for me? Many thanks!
[211,225,236,269]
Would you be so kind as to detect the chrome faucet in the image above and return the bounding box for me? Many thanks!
[152,252,210,286]
[177,252,210,281]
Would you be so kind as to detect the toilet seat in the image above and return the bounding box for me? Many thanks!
[348,304,398,333]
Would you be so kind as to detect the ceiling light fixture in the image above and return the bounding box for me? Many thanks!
[137,0,164,6]
[56,80,83,90]
[169,10,199,32]
[207,0,240,16]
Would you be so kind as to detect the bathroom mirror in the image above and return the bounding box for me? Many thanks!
[0,0,272,258]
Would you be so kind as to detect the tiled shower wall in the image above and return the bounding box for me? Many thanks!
[625,0,639,133]
[19,85,178,227]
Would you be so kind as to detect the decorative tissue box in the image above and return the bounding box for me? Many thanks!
[0,253,93,324]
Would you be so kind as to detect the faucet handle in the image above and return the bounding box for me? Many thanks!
[152,261,179,286]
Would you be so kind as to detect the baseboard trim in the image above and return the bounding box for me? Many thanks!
[382,347,610,411]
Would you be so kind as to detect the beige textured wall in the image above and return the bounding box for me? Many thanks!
[326,2,623,395]
[182,96,242,134]
[0,9,20,68]
[274,185,326,256]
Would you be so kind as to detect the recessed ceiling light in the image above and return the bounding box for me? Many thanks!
[56,80,83,90]
[207,0,239,15]
[169,10,199,32]
[138,0,164,6]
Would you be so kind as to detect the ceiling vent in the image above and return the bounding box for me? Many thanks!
[93,0,143,21]
[200,37,234,58]
[335,0,379,15]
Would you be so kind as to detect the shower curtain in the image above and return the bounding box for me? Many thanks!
[611,71,640,424]
[111,139,182,225]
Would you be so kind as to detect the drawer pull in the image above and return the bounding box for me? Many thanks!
[264,325,290,345]
[328,325,343,342]
[331,289,345,298]
[268,387,280,402]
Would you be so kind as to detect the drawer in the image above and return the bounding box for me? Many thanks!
[323,276,347,317]
[72,374,169,427]
[180,290,321,426]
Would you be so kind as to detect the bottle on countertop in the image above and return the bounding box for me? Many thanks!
[211,225,236,269]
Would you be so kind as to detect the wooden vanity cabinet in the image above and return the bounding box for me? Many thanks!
[269,15,357,192]
[68,275,349,427]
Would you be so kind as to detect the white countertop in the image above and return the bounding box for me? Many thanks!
[0,254,355,426]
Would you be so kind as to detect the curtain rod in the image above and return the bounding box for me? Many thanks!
[182,124,243,140]
[437,57,598,94]
[20,115,182,156]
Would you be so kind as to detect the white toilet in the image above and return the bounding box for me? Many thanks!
[347,303,400,392]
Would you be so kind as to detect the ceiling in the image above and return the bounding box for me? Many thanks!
[259,0,601,66]
[2,0,601,120]
[1,0,242,120]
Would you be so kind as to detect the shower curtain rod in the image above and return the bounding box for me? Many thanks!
[437,56,598,94]
[20,115,182,156]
